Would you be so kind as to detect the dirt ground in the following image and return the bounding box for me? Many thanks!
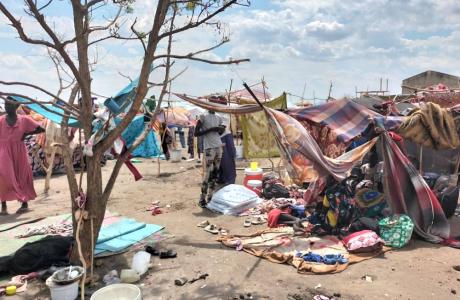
[2,152,460,300]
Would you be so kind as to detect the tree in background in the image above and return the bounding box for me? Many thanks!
[0,0,249,277]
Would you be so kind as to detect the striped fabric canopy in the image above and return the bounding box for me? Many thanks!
[287,99,403,143]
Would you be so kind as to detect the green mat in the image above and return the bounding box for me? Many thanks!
[0,214,72,257]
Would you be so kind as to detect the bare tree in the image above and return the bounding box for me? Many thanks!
[0,0,249,272]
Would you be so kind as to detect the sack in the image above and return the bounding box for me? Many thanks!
[378,214,414,248]
[342,230,384,253]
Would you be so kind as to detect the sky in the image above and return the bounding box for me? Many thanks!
[1,0,460,107]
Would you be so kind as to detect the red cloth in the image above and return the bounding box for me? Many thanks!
[267,207,292,228]
[110,146,143,181]
[388,131,407,154]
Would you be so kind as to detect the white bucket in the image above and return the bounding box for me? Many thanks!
[235,145,243,159]
[90,283,142,300]
[46,278,79,300]
[170,149,182,162]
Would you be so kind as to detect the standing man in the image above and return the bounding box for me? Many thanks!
[195,110,225,208]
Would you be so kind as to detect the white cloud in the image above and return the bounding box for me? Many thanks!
[2,0,460,104]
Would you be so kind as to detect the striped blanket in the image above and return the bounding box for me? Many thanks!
[287,99,402,142]
[381,132,450,243]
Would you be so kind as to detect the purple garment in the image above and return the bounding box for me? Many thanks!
[218,133,236,184]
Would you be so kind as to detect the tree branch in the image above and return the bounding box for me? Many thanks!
[19,0,83,84]
[148,65,187,87]
[0,2,56,48]
[38,0,53,12]
[155,54,249,65]
[0,81,79,115]
[0,93,79,118]
[94,0,170,155]
[101,3,177,200]
[158,0,237,39]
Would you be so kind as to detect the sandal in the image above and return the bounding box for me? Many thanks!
[219,228,229,236]
[251,217,265,225]
[197,220,210,228]
[244,219,252,227]
[145,246,161,256]
[204,224,219,234]
[159,249,177,259]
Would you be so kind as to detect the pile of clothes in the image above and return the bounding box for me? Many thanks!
[236,169,416,270]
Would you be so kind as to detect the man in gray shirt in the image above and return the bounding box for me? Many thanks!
[194,110,225,207]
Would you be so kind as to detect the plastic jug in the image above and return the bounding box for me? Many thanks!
[131,251,151,275]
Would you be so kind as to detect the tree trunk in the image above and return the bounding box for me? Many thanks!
[71,154,104,264]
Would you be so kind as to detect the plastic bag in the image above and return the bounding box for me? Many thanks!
[378,214,414,248]
[131,251,151,275]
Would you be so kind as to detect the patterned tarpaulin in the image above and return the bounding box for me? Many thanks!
[287,99,403,143]
[265,107,378,183]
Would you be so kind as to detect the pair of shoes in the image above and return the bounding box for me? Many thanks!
[145,246,177,259]
[198,200,207,208]
[243,216,266,227]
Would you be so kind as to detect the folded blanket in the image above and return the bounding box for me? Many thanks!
[397,102,460,149]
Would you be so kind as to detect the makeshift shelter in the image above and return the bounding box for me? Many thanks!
[287,99,402,157]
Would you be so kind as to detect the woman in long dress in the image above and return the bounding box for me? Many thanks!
[0,100,44,215]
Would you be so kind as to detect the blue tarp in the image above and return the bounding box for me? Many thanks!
[95,218,164,255]
[115,115,161,158]
[10,95,80,127]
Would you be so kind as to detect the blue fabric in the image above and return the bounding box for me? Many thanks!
[11,95,79,127]
[115,116,161,158]
[291,205,306,218]
[95,218,164,254]
[108,65,154,114]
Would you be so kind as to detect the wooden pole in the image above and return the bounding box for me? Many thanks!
[419,146,423,175]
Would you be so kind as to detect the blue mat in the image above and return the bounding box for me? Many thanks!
[11,95,80,127]
[95,218,163,255]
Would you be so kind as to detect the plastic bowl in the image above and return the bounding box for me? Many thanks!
[90,284,142,300]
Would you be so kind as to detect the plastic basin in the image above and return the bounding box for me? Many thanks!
[90,284,142,300]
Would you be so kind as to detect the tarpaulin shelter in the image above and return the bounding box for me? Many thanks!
[287,99,402,158]
[9,95,79,127]
[157,107,193,127]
